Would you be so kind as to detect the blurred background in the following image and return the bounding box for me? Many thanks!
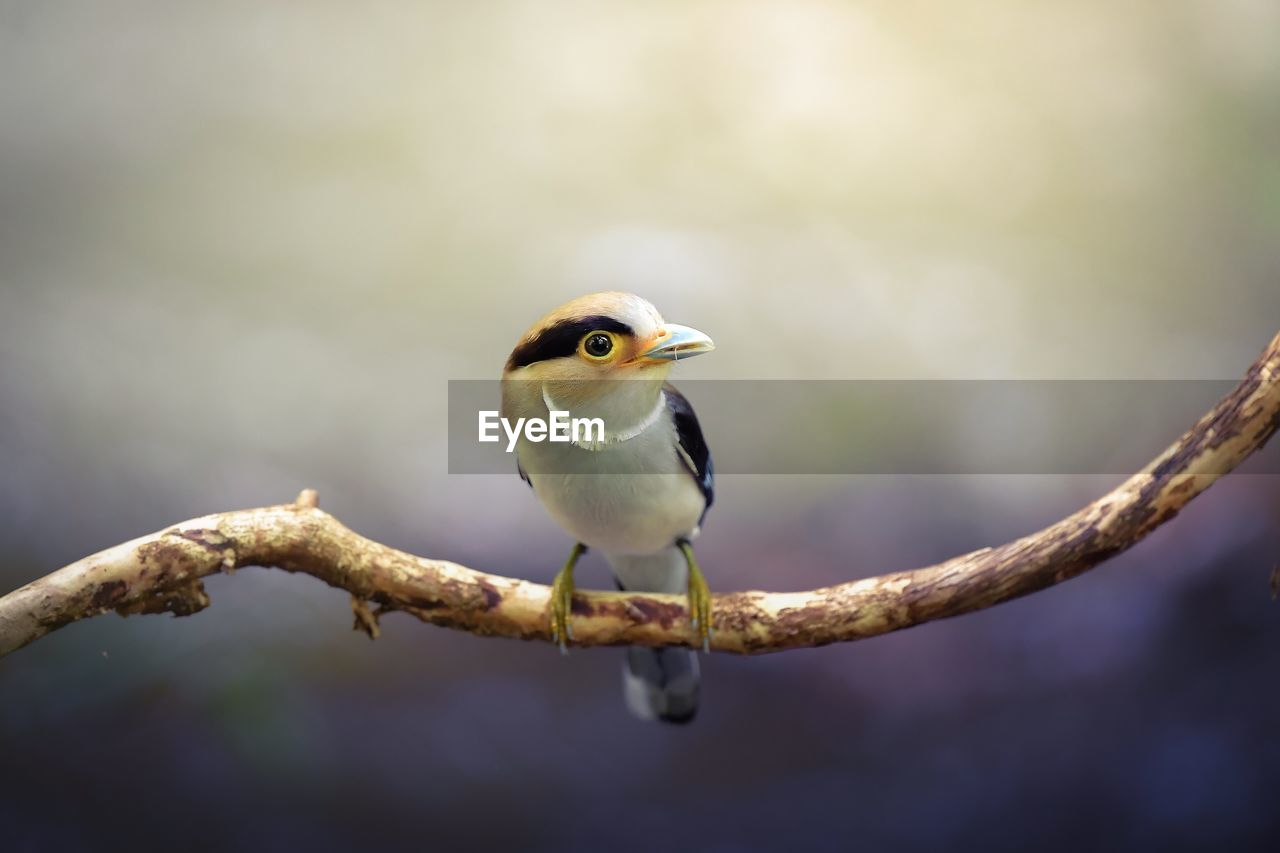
[2,1,1279,850]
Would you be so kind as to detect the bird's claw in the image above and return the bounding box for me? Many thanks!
[679,540,713,653]
[549,543,585,654]
[549,568,573,653]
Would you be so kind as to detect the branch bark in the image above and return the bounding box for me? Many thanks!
[2,333,1278,658]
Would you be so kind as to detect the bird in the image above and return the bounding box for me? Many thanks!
[501,292,715,723]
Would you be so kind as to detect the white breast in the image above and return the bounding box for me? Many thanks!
[516,416,706,557]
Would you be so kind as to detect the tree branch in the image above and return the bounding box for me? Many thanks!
[2,333,1278,658]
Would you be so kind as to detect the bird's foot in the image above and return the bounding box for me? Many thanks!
[549,543,586,654]
[678,540,713,653]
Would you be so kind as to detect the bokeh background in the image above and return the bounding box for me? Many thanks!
[3,1,1280,850]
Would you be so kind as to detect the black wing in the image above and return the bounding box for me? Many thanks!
[664,382,714,522]
[517,458,531,488]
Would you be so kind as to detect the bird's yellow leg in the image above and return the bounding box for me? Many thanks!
[550,542,586,654]
[677,539,713,653]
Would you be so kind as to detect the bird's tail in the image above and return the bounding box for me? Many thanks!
[623,646,700,724]
[606,548,701,724]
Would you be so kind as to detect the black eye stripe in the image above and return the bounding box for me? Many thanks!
[505,315,634,370]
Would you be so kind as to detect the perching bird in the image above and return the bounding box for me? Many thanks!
[501,292,715,723]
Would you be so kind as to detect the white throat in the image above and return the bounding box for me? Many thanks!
[542,384,666,451]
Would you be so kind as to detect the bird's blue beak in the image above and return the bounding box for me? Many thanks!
[634,323,716,363]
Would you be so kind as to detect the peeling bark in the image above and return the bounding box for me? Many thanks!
[1,332,1278,658]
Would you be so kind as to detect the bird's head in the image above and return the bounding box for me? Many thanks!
[503,292,714,381]
[502,292,714,420]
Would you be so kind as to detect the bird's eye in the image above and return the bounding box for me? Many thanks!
[581,332,615,360]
